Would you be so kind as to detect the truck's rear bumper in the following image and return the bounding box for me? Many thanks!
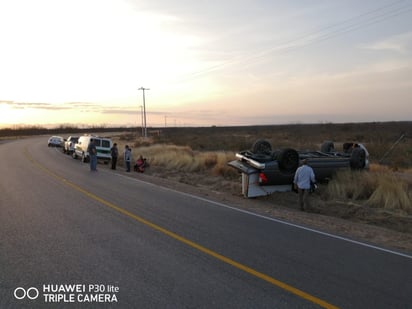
[235,153,266,169]
[228,159,292,198]
[227,160,260,175]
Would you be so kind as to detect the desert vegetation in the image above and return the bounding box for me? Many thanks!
[130,144,237,176]
[115,140,411,215]
[324,165,411,214]
[109,122,412,233]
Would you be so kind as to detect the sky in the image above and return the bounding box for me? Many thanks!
[1,0,412,128]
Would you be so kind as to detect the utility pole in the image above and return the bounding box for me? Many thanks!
[138,87,150,138]
[140,105,144,137]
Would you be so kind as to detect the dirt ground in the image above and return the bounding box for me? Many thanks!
[133,166,412,254]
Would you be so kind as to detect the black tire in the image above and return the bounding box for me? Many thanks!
[343,142,354,153]
[72,152,78,159]
[81,153,89,163]
[321,141,335,153]
[278,148,299,173]
[252,139,272,155]
[350,147,366,169]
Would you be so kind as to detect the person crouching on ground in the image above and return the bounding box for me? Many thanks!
[124,145,132,172]
[134,155,146,172]
[293,159,316,211]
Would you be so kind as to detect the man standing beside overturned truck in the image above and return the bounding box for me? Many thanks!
[293,159,316,211]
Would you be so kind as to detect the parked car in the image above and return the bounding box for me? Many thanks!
[228,140,369,198]
[73,135,113,164]
[47,136,64,147]
[63,136,79,154]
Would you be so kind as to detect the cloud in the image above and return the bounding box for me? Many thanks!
[0,100,101,111]
[360,31,412,53]
[101,109,139,115]
[0,101,68,110]
[100,108,169,116]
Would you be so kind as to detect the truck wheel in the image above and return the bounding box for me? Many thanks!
[72,152,78,159]
[321,141,335,153]
[343,142,354,153]
[350,147,366,169]
[252,139,272,155]
[278,148,299,173]
[81,153,88,163]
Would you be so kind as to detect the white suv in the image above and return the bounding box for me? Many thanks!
[73,135,113,164]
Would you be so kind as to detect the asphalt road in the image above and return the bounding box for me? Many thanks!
[1,137,411,308]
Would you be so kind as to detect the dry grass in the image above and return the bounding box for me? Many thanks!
[325,166,412,214]
[325,170,376,200]
[113,140,238,178]
[366,175,411,213]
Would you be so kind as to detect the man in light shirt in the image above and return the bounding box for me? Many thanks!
[124,145,132,172]
[293,159,316,211]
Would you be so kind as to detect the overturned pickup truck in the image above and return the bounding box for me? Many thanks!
[228,140,369,198]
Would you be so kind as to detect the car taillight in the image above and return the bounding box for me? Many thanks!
[259,172,268,185]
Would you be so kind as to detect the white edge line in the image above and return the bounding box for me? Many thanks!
[113,172,412,260]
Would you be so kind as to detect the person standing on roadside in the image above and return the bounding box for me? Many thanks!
[293,159,316,211]
[110,143,119,170]
[124,145,132,172]
[87,139,98,171]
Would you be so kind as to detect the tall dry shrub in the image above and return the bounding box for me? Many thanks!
[131,144,237,176]
[139,144,200,172]
[366,175,412,213]
[326,167,412,213]
[209,151,238,178]
[325,170,376,200]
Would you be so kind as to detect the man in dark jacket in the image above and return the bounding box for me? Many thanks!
[87,139,98,171]
[111,143,119,170]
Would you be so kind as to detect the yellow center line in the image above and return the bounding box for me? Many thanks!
[26,149,339,309]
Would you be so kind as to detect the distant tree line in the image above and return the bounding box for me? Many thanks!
[0,125,137,137]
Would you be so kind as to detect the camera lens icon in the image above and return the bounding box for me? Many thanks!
[14,287,39,300]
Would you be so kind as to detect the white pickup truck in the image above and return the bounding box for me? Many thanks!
[63,136,79,155]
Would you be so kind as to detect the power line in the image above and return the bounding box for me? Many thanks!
[178,0,412,80]
[274,3,412,54]
[241,4,412,64]
[255,2,412,63]
[269,0,411,51]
